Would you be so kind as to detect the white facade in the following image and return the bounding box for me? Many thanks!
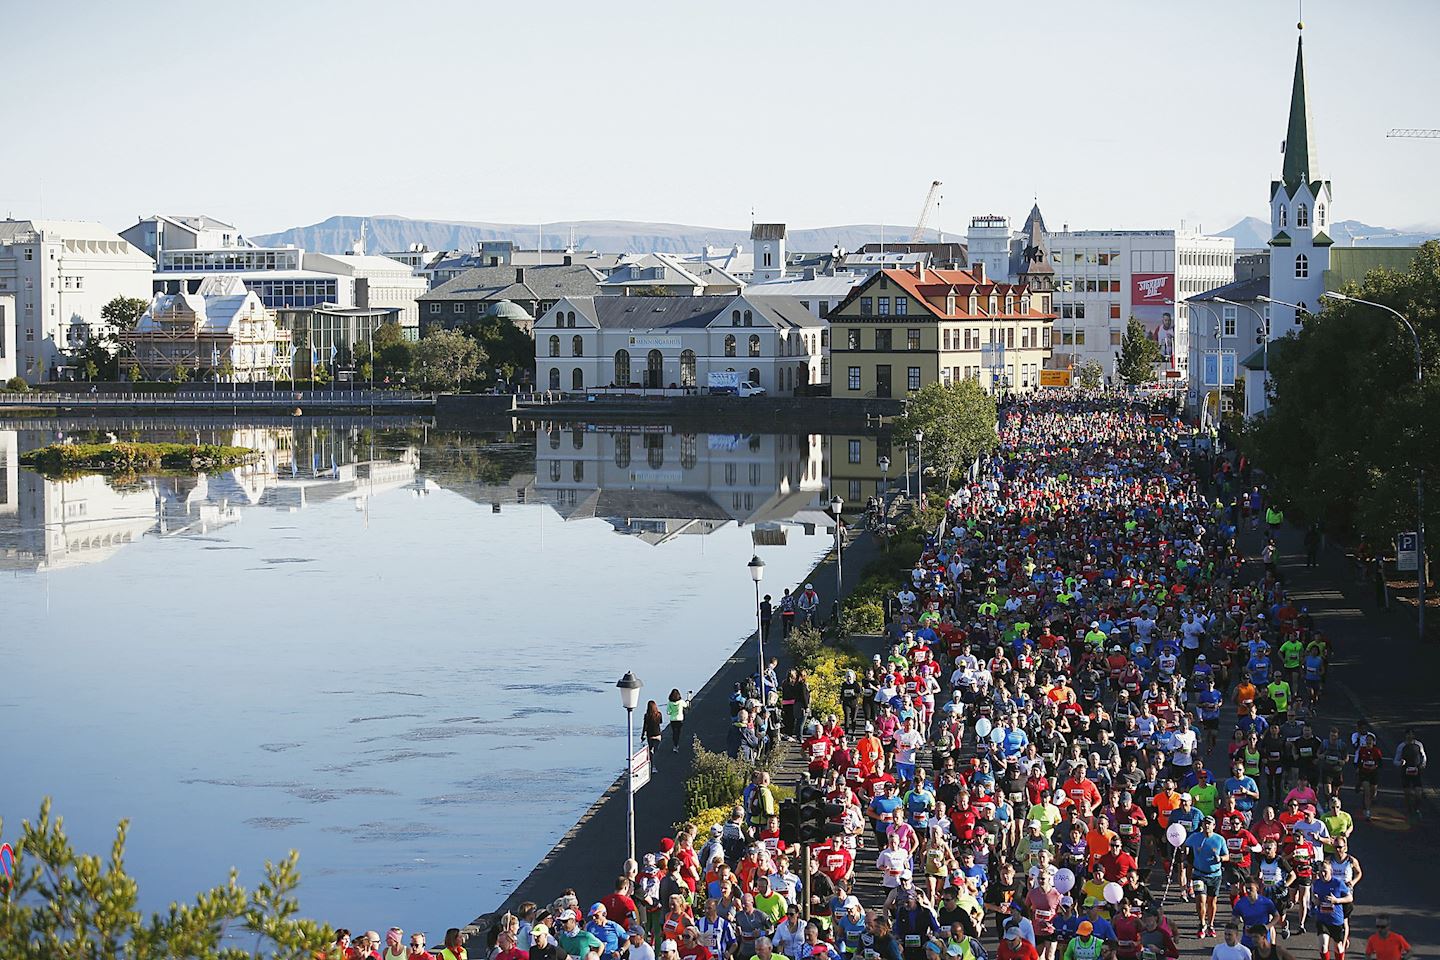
[303,252,427,333]
[1046,229,1235,380]
[535,295,824,395]
[120,214,252,261]
[0,220,155,383]
[0,292,15,382]
[966,215,1012,283]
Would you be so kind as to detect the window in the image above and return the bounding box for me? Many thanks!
[819,301,831,319]
[1043,327,1052,347]
[860,298,873,316]
[646,434,665,469]
[895,297,908,315]
[567,311,576,326]
[877,297,890,315]
[429,302,440,314]
[748,334,761,357]
[848,439,862,464]
[1110,303,1121,320]
[848,366,861,390]
[549,460,562,482]
[572,368,583,390]
[572,335,583,357]
[847,328,861,350]
[1295,254,1309,279]
[1005,328,1015,348]
[615,434,632,468]
[724,334,737,357]
[1317,203,1327,227]
[848,480,863,503]
[1005,296,1014,314]
[680,349,696,387]
[452,302,464,314]
[906,329,920,351]
[573,461,585,482]
[1075,330,1086,345]
[1277,204,1287,228]
[1296,203,1309,227]
[732,310,741,326]
[749,367,761,386]
[681,434,698,470]
[1110,331,1123,347]
[548,335,560,357]
[744,310,753,326]
[875,329,892,351]
[1222,305,1237,337]
[614,349,631,385]
[907,367,921,391]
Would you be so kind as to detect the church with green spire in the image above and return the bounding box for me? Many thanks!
[1267,22,1333,342]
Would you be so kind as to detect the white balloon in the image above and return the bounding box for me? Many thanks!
[1053,868,1076,893]
[1103,881,1124,905]
[990,726,1006,744]
[974,718,993,739]
[1166,823,1188,848]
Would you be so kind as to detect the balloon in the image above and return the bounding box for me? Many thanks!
[990,726,1006,744]
[1053,868,1076,893]
[974,718,992,739]
[1166,823,1188,848]
[1103,882,1124,905]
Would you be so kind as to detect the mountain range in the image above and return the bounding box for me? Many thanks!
[254,214,1440,258]
[1214,216,1440,250]
[252,215,947,257]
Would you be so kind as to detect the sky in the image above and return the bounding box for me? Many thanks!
[3,0,1438,239]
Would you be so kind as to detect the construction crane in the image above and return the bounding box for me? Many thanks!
[909,180,943,242]
[1386,129,1440,138]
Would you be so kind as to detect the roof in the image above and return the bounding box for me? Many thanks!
[302,252,415,276]
[1281,35,1318,191]
[420,262,603,302]
[836,267,1050,320]
[1012,203,1054,278]
[751,223,787,241]
[1324,247,1423,290]
[746,273,864,297]
[1189,276,1270,303]
[740,296,825,329]
[589,296,734,330]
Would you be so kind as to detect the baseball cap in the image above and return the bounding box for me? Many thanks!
[946,945,964,957]
[844,896,862,910]
[1004,927,1021,940]
[710,825,723,837]
[1029,819,1043,830]
[589,903,606,916]
[661,941,679,954]
[531,925,551,942]
[925,944,942,956]
[1077,922,1094,936]
[558,910,577,922]
[628,926,646,938]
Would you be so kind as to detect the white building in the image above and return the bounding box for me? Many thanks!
[122,275,291,382]
[597,254,744,297]
[0,288,15,382]
[535,294,823,395]
[120,214,253,261]
[966,215,1012,283]
[1046,227,1235,380]
[303,252,427,334]
[0,220,155,383]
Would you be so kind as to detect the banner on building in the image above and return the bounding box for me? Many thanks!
[1131,273,1176,364]
[627,335,681,349]
[1038,369,1071,387]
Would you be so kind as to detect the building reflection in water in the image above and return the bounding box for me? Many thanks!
[530,422,834,546]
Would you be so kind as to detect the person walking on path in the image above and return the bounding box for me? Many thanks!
[668,690,692,754]
[780,590,797,638]
[760,595,774,644]
[644,701,664,771]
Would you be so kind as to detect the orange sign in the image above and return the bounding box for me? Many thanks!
[1038,369,1071,387]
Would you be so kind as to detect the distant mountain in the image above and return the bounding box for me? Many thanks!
[1217,216,1439,250]
[252,215,948,256]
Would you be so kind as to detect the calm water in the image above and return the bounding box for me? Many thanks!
[0,418,847,935]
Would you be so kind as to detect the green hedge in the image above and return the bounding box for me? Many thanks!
[21,442,257,475]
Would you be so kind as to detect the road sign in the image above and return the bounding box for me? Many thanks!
[0,842,13,889]
[1038,369,1071,388]
[979,343,1005,368]
[630,744,652,792]
[1397,532,1419,571]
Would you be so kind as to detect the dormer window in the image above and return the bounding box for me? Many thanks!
[1005,296,1014,314]
[969,295,978,313]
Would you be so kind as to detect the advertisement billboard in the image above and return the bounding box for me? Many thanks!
[1131,273,1176,365]
[1038,369,1071,387]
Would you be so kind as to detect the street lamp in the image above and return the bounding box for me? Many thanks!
[878,454,891,508]
[616,671,643,864]
[1184,300,1225,429]
[913,429,925,506]
[1322,290,1427,641]
[1214,297,1270,416]
[830,495,844,626]
[748,555,766,704]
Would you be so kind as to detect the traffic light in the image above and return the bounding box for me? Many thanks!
[778,798,802,845]
[797,783,845,843]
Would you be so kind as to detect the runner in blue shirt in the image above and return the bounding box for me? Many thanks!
[1310,861,1352,959]
[1184,816,1230,939]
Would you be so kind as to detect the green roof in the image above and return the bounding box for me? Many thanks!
[1313,231,1334,247]
[1282,36,1318,191]
[1323,247,1423,291]
[1270,231,1292,247]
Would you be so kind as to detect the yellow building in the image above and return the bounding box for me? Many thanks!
[828,264,1056,396]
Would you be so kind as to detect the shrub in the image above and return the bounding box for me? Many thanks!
[785,622,825,669]
[840,602,885,637]
[684,743,754,818]
[4,376,28,393]
[808,646,867,721]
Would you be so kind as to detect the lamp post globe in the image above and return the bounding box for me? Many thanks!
[616,671,643,711]
[748,554,765,583]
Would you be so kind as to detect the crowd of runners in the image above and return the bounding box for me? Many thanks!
[337,394,1424,960]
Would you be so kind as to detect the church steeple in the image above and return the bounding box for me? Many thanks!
[1281,29,1317,190]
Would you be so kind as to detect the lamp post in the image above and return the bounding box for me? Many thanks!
[1322,290,1427,641]
[878,454,891,510]
[748,555,767,703]
[1215,297,1269,416]
[616,671,643,864]
[914,429,925,507]
[830,495,844,627]
[1184,300,1224,429]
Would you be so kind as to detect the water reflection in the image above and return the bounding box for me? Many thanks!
[0,419,858,569]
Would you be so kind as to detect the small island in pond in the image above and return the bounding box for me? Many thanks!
[21,442,260,475]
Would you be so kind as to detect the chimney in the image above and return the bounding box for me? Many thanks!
[515,267,525,284]
[804,266,817,281]
[914,262,925,282]
[973,262,986,283]
[563,254,572,266]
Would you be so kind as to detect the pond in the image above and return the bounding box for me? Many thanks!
[0,417,883,936]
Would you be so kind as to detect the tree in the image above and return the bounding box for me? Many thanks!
[413,328,485,390]
[1074,359,1104,391]
[1116,317,1163,386]
[893,379,999,488]
[0,798,331,958]
[353,322,413,384]
[462,315,533,385]
[1244,240,1440,548]
[101,296,150,334]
